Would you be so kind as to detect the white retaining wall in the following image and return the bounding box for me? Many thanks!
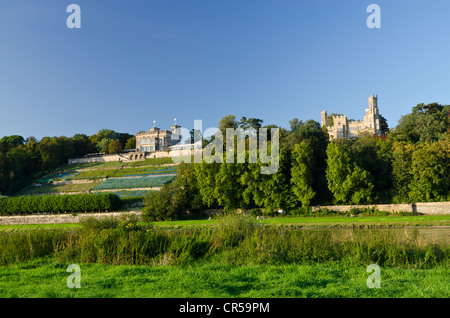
[312,201,450,215]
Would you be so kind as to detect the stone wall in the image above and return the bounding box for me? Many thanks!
[312,202,450,215]
[414,202,450,215]
[68,154,129,164]
[146,151,171,159]
[0,211,142,225]
[2,202,447,226]
[53,179,103,185]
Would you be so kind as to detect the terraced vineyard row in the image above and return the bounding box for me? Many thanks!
[73,166,177,180]
[20,158,180,196]
[92,175,175,190]
[57,156,191,172]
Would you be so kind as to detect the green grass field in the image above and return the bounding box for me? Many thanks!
[148,214,450,229]
[0,214,448,231]
[0,214,448,298]
[0,259,448,298]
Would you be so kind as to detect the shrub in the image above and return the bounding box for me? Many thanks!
[360,207,390,216]
[212,214,257,248]
[0,193,122,215]
[81,216,121,231]
[142,182,188,221]
[349,207,360,215]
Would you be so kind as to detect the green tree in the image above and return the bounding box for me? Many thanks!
[408,140,450,202]
[255,147,293,213]
[0,135,25,152]
[213,159,246,212]
[349,134,393,203]
[72,134,95,157]
[96,138,112,153]
[194,160,220,208]
[240,156,264,209]
[117,133,134,149]
[290,142,315,208]
[283,119,330,203]
[124,137,136,150]
[176,162,204,211]
[391,142,415,203]
[0,150,7,195]
[343,166,374,204]
[379,114,389,135]
[5,147,35,194]
[238,117,263,130]
[326,142,374,204]
[108,140,123,154]
[37,137,76,171]
[218,114,238,137]
[289,118,303,132]
[392,103,449,143]
[142,182,187,221]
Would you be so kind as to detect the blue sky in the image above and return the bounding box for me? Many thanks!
[1,0,449,140]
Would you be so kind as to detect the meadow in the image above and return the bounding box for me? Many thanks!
[0,259,448,298]
[0,214,448,298]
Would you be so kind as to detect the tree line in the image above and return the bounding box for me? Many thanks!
[0,129,135,195]
[143,103,449,220]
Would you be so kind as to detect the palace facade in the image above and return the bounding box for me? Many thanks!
[321,94,382,141]
[135,124,182,153]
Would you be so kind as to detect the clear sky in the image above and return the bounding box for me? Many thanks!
[1,0,449,140]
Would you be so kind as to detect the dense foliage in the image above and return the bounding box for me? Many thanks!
[142,103,449,220]
[0,193,121,215]
[0,215,448,269]
[0,129,134,195]
[0,103,448,219]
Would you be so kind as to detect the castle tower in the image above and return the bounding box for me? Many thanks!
[321,110,328,127]
[364,94,381,135]
[368,94,378,112]
[170,124,182,145]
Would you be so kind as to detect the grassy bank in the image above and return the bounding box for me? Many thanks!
[1,215,448,268]
[0,214,448,298]
[0,213,448,232]
[0,259,448,298]
[148,214,450,229]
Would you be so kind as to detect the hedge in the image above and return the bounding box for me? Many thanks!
[0,193,122,215]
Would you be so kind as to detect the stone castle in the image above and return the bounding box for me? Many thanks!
[68,123,197,164]
[321,94,382,140]
[68,94,383,164]
[135,124,182,153]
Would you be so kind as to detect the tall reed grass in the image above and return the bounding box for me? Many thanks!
[0,215,448,268]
